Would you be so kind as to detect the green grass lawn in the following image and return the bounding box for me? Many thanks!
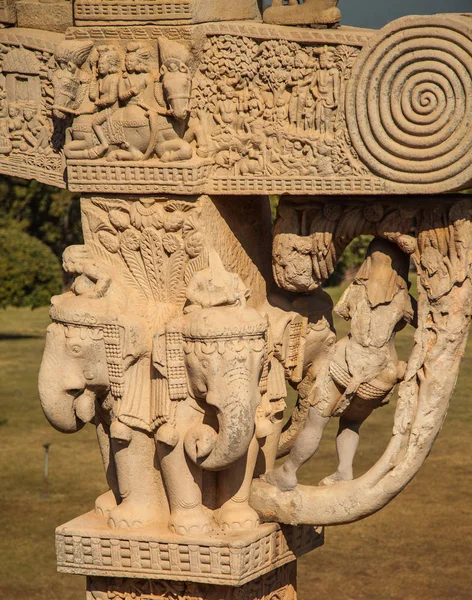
[0,293,470,599]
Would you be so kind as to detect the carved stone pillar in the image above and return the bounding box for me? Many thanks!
[0,4,471,599]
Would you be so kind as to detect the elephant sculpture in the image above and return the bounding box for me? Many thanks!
[152,254,269,534]
[38,246,168,529]
[52,38,193,162]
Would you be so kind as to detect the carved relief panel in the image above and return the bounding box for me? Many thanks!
[0,30,66,187]
[1,14,470,195]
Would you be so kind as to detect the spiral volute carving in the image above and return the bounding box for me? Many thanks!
[346,15,472,192]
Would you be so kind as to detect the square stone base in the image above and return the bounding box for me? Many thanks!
[56,511,323,587]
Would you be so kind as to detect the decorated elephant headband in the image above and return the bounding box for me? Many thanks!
[49,293,126,400]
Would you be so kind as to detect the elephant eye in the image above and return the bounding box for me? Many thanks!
[70,345,82,356]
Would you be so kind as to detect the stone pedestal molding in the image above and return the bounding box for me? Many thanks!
[0,2,470,598]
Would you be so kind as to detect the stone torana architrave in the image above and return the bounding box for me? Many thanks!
[1,0,471,597]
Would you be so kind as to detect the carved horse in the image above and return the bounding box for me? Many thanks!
[53,39,193,162]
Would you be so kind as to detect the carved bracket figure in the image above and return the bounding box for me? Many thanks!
[251,198,472,527]
[0,5,468,600]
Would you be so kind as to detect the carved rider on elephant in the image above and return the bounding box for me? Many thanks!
[52,39,193,162]
[107,41,193,162]
[89,45,122,157]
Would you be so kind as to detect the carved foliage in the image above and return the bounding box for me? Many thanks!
[84,197,208,310]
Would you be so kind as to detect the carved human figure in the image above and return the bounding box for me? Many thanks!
[312,47,340,138]
[153,253,268,534]
[213,84,239,132]
[62,245,112,298]
[89,45,122,155]
[23,102,51,152]
[118,42,156,107]
[109,42,162,161]
[52,41,101,160]
[7,104,27,151]
[184,99,211,158]
[287,51,313,133]
[263,238,416,491]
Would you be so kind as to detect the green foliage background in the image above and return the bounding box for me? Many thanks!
[0,176,81,258]
[0,176,81,308]
[0,228,63,308]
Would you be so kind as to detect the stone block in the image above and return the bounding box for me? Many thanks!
[72,0,261,26]
[56,511,323,586]
[16,0,72,32]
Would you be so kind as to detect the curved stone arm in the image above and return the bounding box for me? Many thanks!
[251,199,472,525]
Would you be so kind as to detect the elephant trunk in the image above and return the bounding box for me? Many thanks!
[184,376,258,472]
[39,369,88,434]
[38,323,88,434]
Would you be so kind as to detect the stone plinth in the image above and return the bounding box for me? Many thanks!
[86,564,298,599]
[56,512,323,586]
[72,0,261,26]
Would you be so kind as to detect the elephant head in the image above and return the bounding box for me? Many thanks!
[39,249,149,438]
[154,252,268,471]
[39,319,110,433]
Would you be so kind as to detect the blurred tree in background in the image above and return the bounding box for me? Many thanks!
[0,176,81,308]
[0,176,82,259]
[0,228,63,308]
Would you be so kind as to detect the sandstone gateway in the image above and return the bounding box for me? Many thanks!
[1,0,471,598]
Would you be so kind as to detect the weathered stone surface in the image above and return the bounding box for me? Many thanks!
[0,4,468,599]
[252,196,472,525]
[72,0,261,27]
[16,0,72,33]
[56,512,321,585]
[85,563,298,599]
[1,14,470,194]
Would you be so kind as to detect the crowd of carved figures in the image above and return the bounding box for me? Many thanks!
[195,36,365,178]
[49,35,366,181]
[0,42,62,171]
